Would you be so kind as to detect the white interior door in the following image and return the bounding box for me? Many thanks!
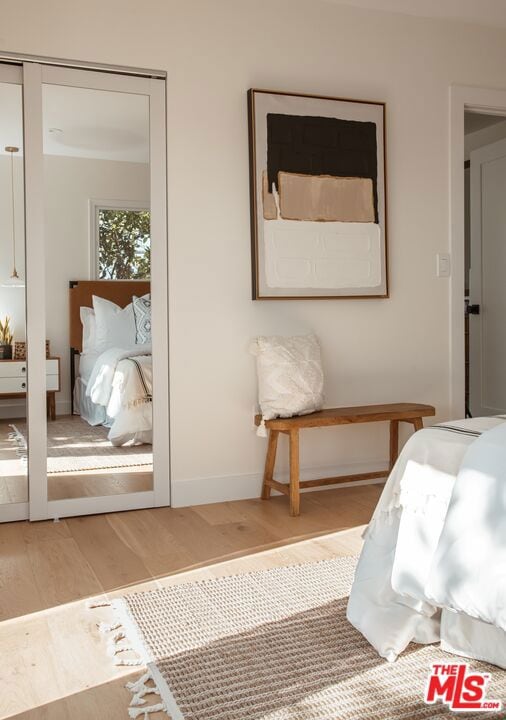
[23,63,169,520]
[469,137,506,417]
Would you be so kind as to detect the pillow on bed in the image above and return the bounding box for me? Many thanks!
[80,307,97,354]
[92,295,136,351]
[132,294,151,344]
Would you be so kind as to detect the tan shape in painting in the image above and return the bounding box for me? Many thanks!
[278,172,375,223]
[262,170,278,220]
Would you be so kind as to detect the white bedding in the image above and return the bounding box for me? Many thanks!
[74,377,107,426]
[79,344,152,446]
[78,351,100,384]
[347,416,506,668]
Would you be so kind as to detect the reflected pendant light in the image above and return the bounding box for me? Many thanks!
[5,145,20,280]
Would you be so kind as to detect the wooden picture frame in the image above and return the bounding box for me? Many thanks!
[248,88,388,300]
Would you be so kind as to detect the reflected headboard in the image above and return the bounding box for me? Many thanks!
[69,280,150,353]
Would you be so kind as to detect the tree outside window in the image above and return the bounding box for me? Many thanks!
[97,208,150,279]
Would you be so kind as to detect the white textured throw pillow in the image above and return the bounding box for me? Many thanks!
[251,334,324,436]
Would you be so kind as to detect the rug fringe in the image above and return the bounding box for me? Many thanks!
[93,607,145,667]
[126,669,165,717]
[128,702,166,719]
[91,603,169,716]
[126,669,161,707]
[116,657,144,666]
[98,620,122,633]
[8,424,27,461]
[86,598,111,608]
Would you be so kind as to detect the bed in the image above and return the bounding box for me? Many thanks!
[347,416,506,669]
[69,280,152,447]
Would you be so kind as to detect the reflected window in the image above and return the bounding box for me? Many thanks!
[94,205,150,279]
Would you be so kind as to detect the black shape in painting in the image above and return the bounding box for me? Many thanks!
[266,113,378,222]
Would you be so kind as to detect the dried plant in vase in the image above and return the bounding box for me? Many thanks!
[0,317,13,359]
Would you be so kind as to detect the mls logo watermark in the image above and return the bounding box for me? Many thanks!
[425,663,502,712]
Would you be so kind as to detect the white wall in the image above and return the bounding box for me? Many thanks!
[0,155,149,418]
[4,0,506,502]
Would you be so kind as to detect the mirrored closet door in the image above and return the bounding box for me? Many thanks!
[0,59,169,523]
[0,63,28,522]
[34,65,168,520]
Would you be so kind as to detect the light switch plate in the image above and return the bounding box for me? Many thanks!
[437,253,451,278]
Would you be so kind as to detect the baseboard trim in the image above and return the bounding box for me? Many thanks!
[0,399,71,419]
[172,460,388,508]
[0,402,27,419]
[56,399,71,415]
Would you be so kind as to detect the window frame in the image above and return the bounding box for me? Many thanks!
[89,198,150,280]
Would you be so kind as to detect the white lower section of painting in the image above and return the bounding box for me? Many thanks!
[264,220,381,289]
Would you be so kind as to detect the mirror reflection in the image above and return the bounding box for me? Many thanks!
[43,83,153,500]
[0,81,27,506]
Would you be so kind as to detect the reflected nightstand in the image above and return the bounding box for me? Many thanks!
[0,357,61,420]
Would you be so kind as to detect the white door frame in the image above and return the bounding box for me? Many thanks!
[449,85,506,419]
[23,63,170,520]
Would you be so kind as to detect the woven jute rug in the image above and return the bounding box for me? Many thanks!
[93,557,506,719]
[9,419,151,473]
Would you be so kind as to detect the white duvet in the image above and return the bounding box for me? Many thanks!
[86,344,152,446]
[347,417,506,668]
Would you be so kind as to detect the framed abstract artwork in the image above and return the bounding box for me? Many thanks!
[248,89,388,299]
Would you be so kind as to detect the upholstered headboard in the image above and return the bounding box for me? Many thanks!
[69,280,150,353]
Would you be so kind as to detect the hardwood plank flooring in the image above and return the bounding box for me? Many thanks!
[0,483,382,719]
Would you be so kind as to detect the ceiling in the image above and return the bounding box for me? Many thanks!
[325,0,506,29]
[0,82,149,162]
[465,112,506,135]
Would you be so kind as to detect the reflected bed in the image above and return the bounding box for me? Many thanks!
[69,280,152,446]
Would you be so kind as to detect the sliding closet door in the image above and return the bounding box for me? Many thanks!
[0,63,28,522]
[25,64,169,520]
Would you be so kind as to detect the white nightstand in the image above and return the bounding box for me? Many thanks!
[0,357,61,420]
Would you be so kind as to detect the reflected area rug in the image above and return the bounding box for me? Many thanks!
[94,557,505,719]
[9,418,152,473]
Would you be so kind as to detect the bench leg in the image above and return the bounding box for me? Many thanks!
[289,428,300,517]
[391,417,424,467]
[389,420,399,471]
[261,429,279,500]
[404,417,424,432]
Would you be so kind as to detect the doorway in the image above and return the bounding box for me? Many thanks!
[450,85,506,421]
[0,58,169,522]
[464,110,506,417]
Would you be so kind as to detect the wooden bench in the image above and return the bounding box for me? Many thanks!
[255,403,436,516]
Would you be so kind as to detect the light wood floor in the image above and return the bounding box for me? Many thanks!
[0,483,383,720]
